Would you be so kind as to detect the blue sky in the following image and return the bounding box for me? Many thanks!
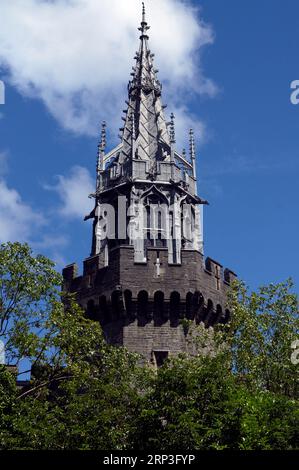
[0,0,298,292]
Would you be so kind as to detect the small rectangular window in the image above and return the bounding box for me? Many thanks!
[153,350,169,368]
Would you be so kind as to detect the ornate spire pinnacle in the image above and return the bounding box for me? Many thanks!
[100,121,106,155]
[118,3,170,164]
[168,113,175,177]
[142,2,146,23]
[139,2,150,38]
[169,113,176,144]
[131,112,136,158]
[97,121,106,178]
[189,128,197,180]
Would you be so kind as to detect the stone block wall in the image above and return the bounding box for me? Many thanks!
[63,246,236,362]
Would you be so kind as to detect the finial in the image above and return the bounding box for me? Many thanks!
[100,121,107,152]
[138,2,150,36]
[189,128,197,179]
[97,121,106,174]
[169,112,176,144]
[189,128,194,156]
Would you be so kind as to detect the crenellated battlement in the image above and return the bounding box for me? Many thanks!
[63,247,235,335]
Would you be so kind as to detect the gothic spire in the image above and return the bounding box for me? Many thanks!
[118,2,171,164]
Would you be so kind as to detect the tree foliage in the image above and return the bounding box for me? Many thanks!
[0,243,298,450]
[0,241,61,365]
[225,279,299,397]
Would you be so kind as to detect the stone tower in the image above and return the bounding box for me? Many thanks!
[63,5,236,365]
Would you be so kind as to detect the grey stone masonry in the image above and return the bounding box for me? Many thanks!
[63,246,236,361]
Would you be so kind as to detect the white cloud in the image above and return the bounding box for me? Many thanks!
[172,106,207,152]
[33,234,69,250]
[32,234,69,269]
[0,178,44,243]
[0,155,93,259]
[44,165,94,219]
[0,0,215,140]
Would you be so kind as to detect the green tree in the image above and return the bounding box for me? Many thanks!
[235,387,299,450]
[0,241,61,367]
[131,354,299,451]
[225,279,299,397]
[1,289,147,450]
[0,365,17,448]
[131,279,299,451]
[131,354,242,450]
[0,242,298,450]
[0,242,148,450]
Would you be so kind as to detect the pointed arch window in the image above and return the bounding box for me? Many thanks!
[143,194,167,248]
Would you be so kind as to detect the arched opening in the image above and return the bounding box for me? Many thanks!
[145,205,151,245]
[143,192,168,249]
[156,209,167,247]
[111,290,121,316]
[224,309,230,324]
[87,299,96,319]
[124,290,133,316]
[154,291,164,317]
[193,291,204,322]
[99,295,109,323]
[99,295,107,310]
[215,304,223,324]
[170,291,180,317]
[137,290,149,317]
[181,202,195,246]
[203,299,214,324]
[186,292,193,319]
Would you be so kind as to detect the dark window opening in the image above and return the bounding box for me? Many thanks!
[124,290,133,316]
[154,291,164,316]
[186,292,193,318]
[137,290,149,316]
[153,350,168,368]
[170,291,180,316]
